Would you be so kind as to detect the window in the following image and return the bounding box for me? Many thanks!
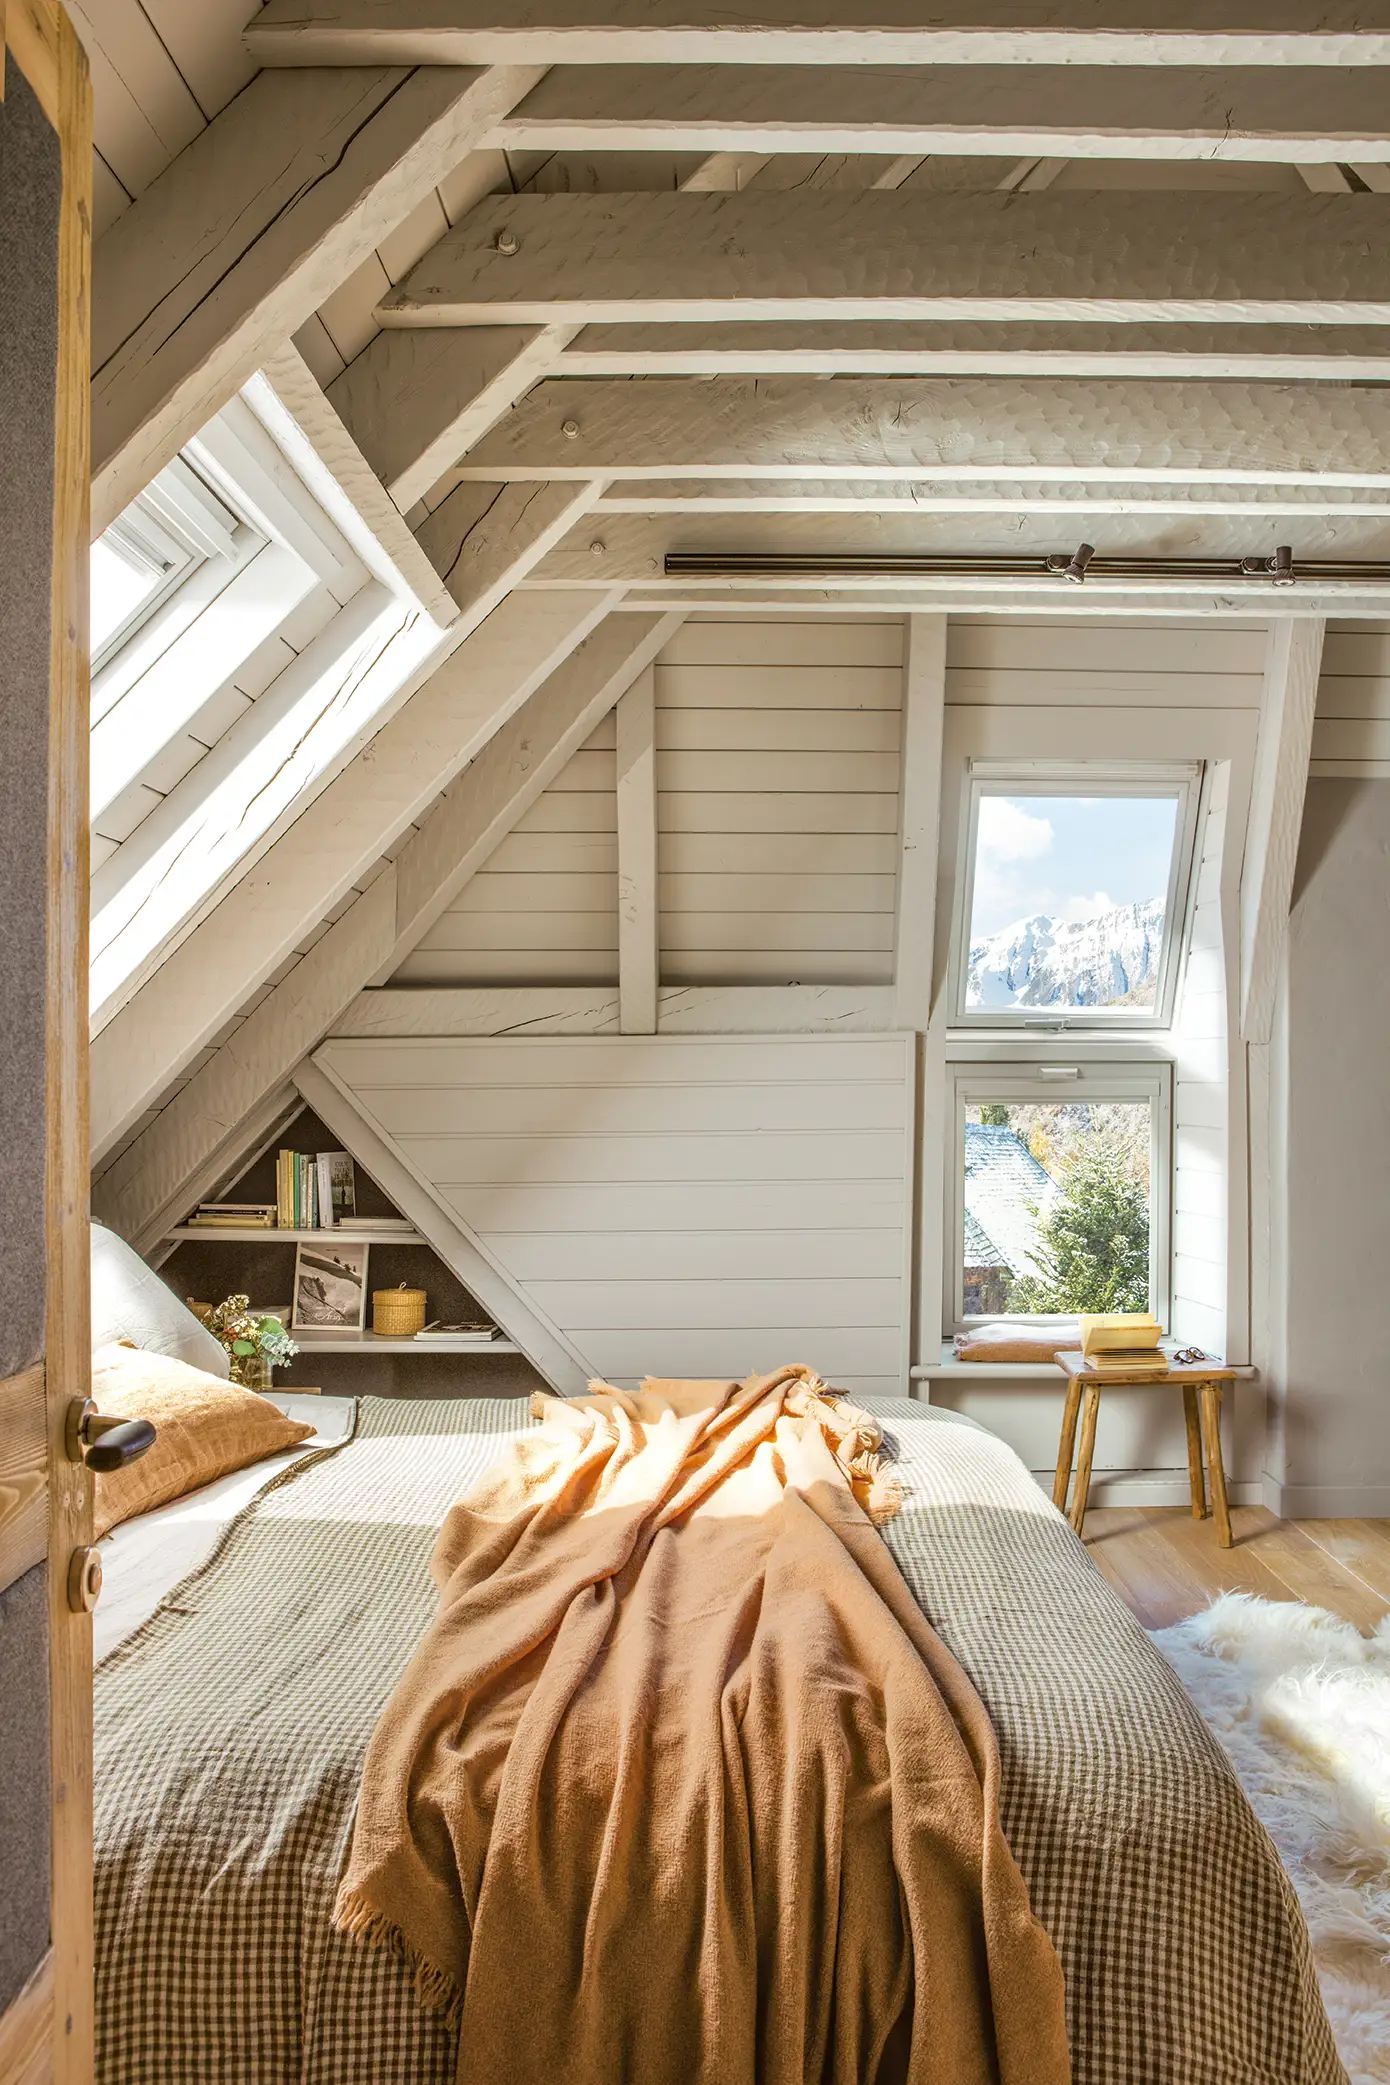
[946,1063,1170,1331]
[89,456,241,672]
[950,762,1201,1028]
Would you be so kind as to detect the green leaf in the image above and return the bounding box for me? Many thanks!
[232,1338,257,1355]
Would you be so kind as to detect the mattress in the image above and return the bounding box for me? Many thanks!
[93,1394,1343,2085]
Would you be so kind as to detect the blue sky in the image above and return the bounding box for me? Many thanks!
[970,792,1178,940]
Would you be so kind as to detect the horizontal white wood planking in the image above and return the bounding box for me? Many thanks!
[316,1032,913,1393]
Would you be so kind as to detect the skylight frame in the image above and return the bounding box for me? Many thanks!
[944,1059,1172,1335]
[947,758,1203,1033]
[91,456,243,675]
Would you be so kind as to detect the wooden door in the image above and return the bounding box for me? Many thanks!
[0,6,92,2083]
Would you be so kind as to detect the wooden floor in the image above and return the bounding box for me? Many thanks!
[1084,1508,1390,1633]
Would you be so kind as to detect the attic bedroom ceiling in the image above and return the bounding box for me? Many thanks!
[78,0,1390,1249]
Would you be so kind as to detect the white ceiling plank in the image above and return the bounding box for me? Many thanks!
[439,375,1390,487]
[1240,618,1325,1043]
[245,4,1390,70]
[67,0,205,195]
[92,611,678,1252]
[416,479,604,617]
[379,190,1390,329]
[679,150,771,191]
[91,60,543,534]
[88,589,620,1168]
[328,322,573,507]
[559,318,1390,383]
[492,64,1390,164]
[591,477,1390,517]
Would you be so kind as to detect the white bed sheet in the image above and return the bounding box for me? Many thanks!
[95,1395,355,1662]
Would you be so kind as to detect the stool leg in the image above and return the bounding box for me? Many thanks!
[1182,1384,1207,1520]
[1198,1383,1233,1549]
[1054,1376,1084,1511]
[1070,1382,1102,1536]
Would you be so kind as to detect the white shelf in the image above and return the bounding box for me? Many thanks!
[288,1329,519,1356]
[167,1225,425,1244]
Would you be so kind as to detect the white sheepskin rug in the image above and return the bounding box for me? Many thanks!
[1152,1595,1390,2083]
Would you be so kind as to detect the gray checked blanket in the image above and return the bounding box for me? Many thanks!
[95,1395,1343,2085]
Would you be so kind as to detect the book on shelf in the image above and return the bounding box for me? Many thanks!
[335,1215,414,1233]
[414,1321,501,1342]
[316,1150,356,1227]
[188,1201,275,1228]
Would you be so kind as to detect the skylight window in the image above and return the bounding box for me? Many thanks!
[89,456,240,673]
[950,763,1201,1028]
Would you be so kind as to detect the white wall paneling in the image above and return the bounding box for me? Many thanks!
[1312,621,1390,776]
[656,616,904,984]
[313,1033,916,1396]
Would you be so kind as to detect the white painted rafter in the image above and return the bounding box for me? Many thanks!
[379,190,1390,329]
[245,4,1390,71]
[90,60,543,532]
[440,375,1390,487]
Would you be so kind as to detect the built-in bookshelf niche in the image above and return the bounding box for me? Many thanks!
[156,1104,545,1397]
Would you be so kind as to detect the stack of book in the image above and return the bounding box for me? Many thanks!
[187,1202,275,1229]
[336,1214,414,1234]
[1079,1313,1168,1377]
[275,1149,356,1230]
[414,1320,502,1344]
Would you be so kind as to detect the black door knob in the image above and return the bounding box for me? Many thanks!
[66,1396,157,1471]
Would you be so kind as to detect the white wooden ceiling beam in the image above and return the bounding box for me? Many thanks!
[1240,618,1325,1044]
[254,343,458,624]
[615,665,659,1033]
[492,63,1390,164]
[441,375,1390,487]
[559,320,1390,383]
[530,509,1390,587]
[379,190,1390,329]
[88,589,618,1169]
[327,323,575,509]
[415,479,603,617]
[91,60,541,533]
[246,4,1390,71]
[93,610,681,1249]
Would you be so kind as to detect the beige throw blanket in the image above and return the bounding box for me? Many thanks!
[334,1366,1070,2085]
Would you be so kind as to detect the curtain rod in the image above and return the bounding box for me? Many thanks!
[663,545,1390,586]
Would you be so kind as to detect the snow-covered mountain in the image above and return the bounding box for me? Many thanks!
[966,897,1166,1011]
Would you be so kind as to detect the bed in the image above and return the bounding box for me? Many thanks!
[91,1384,1343,2085]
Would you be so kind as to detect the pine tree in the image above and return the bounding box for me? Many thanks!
[1007,1139,1150,1314]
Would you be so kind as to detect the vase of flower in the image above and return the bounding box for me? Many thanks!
[206,1293,299,1391]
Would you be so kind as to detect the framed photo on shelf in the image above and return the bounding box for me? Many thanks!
[291,1240,369,1332]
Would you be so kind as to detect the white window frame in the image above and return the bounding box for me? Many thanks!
[91,455,242,675]
[944,1059,1172,1336]
[948,759,1203,1032]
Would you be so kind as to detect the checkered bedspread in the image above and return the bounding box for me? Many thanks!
[94,1395,1343,2084]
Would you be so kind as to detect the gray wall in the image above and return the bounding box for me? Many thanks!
[1283,779,1390,1511]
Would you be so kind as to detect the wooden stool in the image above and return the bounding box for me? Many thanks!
[1052,1350,1237,1547]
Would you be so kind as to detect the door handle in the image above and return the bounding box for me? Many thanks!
[66,1396,157,1472]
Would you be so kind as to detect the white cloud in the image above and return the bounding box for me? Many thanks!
[977,796,1054,863]
[1057,889,1115,923]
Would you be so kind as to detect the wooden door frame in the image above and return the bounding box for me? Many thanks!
[0,5,93,2084]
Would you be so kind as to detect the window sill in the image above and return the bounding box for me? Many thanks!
[912,1343,1257,1384]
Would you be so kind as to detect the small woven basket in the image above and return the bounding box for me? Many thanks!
[372,1284,427,1337]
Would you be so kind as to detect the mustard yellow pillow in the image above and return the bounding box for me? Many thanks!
[91,1342,315,1537]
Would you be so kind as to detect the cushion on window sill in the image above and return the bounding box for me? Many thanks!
[953,1323,1080,1365]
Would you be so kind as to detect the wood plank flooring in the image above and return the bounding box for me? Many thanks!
[1084,1508,1390,1633]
